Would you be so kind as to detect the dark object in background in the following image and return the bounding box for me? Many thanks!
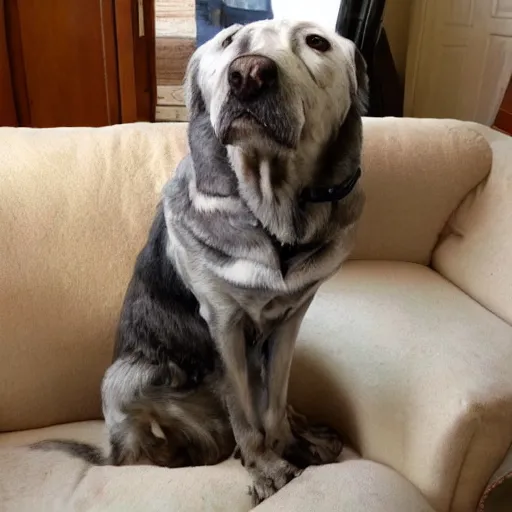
[336,0,403,117]
[195,1,273,47]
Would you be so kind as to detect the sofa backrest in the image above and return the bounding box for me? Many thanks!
[0,124,188,431]
[354,118,491,263]
[0,119,491,431]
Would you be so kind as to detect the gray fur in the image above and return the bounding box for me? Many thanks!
[34,20,368,505]
[31,440,106,465]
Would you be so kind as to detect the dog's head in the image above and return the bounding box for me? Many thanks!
[185,20,368,156]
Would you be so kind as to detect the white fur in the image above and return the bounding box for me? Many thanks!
[191,20,355,148]
[188,179,241,213]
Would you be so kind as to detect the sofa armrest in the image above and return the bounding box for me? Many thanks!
[290,261,512,512]
[432,126,512,325]
[479,447,512,512]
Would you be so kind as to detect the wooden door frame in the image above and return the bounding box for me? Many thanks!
[3,0,31,126]
[0,0,18,126]
[115,0,156,123]
[2,0,156,126]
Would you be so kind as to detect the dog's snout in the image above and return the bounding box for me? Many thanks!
[228,55,277,101]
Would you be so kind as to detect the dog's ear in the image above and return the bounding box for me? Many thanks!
[183,51,238,196]
[314,46,367,185]
[351,47,369,116]
[184,56,206,120]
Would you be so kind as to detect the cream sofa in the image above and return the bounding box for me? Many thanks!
[0,118,511,512]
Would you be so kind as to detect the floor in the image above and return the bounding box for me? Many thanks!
[155,0,196,121]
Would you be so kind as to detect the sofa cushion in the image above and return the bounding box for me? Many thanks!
[433,126,512,325]
[0,119,492,432]
[0,421,252,512]
[253,461,436,512]
[288,261,512,512]
[0,421,434,512]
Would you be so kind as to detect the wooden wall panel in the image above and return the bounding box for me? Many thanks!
[6,0,120,127]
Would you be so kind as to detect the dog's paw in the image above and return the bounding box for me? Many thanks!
[285,407,343,468]
[248,459,302,505]
[233,445,247,466]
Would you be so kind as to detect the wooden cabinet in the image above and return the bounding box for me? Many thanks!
[0,0,155,127]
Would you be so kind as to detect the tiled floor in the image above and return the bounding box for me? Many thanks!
[155,0,196,121]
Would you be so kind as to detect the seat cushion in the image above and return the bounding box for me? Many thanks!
[287,261,512,512]
[0,422,434,512]
[1,262,511,512]
[253,461,436,512]
[0,422,252,512]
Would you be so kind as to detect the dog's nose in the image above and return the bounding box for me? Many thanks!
[228,55,278,101]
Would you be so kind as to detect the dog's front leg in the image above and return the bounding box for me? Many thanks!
[261,299,312,454]
[262,298,344,469]
[212,313,301,505]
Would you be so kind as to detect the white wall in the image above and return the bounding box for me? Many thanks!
[383,0,413,80]
[271,0,341,29]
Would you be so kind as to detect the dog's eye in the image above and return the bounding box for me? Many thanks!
[222,35,234,49]
[305,34,331,52]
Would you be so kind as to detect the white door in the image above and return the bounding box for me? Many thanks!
[405,0,512,124]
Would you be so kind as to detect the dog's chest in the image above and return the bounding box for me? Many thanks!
[232,286,313,334]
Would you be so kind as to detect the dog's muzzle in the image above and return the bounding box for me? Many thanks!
[217,54,300,149]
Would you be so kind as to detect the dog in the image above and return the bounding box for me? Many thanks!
[33,19,368,504]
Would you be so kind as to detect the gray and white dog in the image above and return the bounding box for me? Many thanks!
[35,19,368,504]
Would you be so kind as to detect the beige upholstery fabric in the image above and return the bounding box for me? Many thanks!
[0,421,434,512]
[433,125,512,325]
[253,461,436,512]
[0,124,188,431]
[288,262,512,512]
[0,422,252,512]
[354,118,491,263]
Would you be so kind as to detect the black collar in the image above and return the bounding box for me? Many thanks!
[300,167,362,204]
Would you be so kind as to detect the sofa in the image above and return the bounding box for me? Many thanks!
[0,118,510,512]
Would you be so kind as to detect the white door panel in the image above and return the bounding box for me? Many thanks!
[405,0,512,124]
